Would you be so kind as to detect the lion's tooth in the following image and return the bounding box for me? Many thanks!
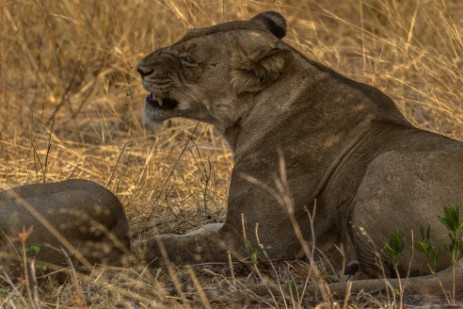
[157,96,163,106]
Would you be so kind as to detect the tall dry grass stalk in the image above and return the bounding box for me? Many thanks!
[1,0,462,307]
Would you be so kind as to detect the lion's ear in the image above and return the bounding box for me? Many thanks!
[250,11,287,39]
[231,47,291,93]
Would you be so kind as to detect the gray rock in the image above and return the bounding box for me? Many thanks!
[0,179,130,272]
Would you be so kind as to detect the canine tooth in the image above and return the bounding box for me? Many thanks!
[153,95,163,106]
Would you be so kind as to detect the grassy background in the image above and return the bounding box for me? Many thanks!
[1,0,462,307]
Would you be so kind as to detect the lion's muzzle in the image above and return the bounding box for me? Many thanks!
[137,49,181,112]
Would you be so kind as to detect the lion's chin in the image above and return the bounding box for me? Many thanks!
[143,97,168,133]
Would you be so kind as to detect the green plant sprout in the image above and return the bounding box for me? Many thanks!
[438,205,463,264]
[244,239,259,264]
[385,228,405,269]
[25,245,47,271]
[415,225,439,274]
[385,228,405,308]
[26,245,41,255]
[438,205,463,304]
[413,205,463,304]
[244,239,272,264]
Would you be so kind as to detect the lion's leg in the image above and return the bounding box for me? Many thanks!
[240,258,463,296]
[142,165,319,265]
[144,223,247,264]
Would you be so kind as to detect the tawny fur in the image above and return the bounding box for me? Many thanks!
[137,11,463,294]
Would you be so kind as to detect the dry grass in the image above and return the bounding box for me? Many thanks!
[1,0,462,307]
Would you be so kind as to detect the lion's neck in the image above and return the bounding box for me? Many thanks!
[223,57,409,167]
[223,62,321,154]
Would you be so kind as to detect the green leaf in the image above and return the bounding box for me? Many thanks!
[244,240,253,252]
[35,264,47,271]
[385,228,405,267]
[251,252,258,263]
[439,205,462,233]
[0,289,8,297]
[414,241,427,254]
[458,221,463,233]
[26,245,41,255]
[439,205,463,264]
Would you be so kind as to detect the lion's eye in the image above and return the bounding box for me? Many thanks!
[181,55,197,65]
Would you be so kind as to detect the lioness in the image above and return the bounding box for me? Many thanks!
[137,12,462,293]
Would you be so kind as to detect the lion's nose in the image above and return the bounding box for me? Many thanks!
[136,64,154,78]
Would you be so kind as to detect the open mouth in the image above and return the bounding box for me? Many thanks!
[145,93,178,110]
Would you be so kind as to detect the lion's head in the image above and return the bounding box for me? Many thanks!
[137,12,292,133]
